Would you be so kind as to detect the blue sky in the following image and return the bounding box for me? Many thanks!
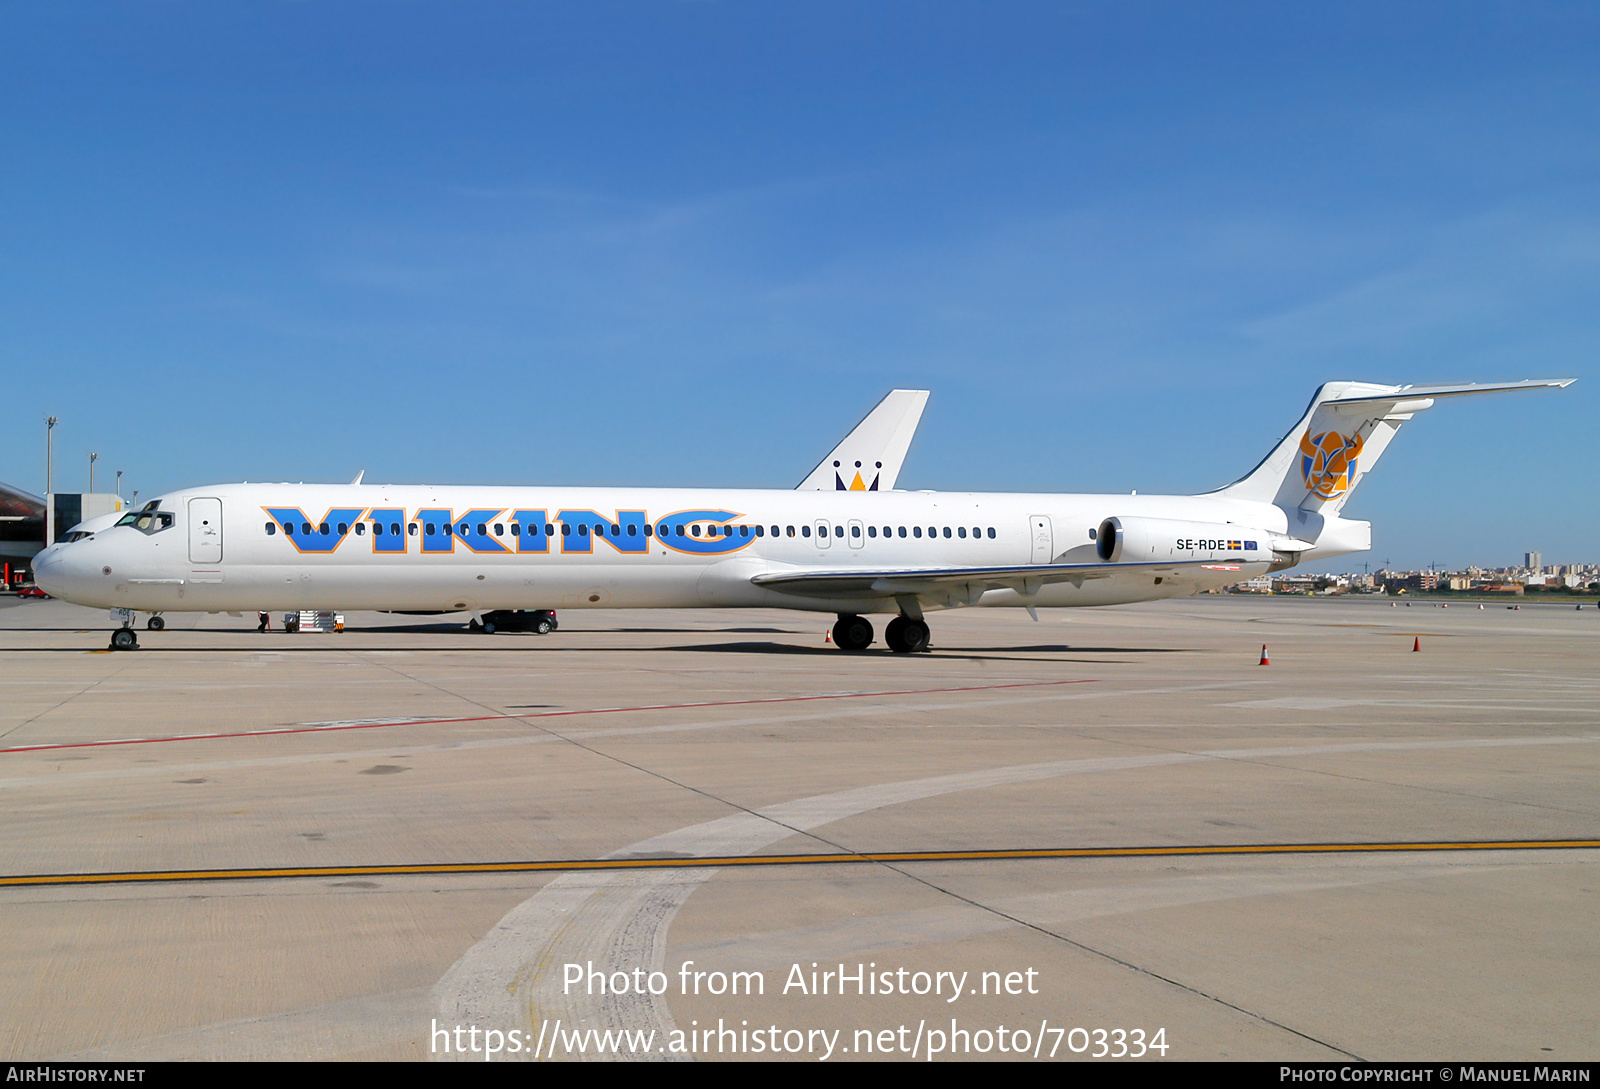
[3,2,1595,570]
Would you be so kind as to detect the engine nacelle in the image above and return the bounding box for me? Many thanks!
[1095,517,1275,565]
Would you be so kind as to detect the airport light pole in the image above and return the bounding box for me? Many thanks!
[116,470,123,501]
[45,416,57,546]
[89,452,98,494]
[45,417,56,495]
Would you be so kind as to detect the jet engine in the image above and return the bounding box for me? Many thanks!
[1096,516,1293,567]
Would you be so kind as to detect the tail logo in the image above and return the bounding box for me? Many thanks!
[833,460,882,491]
[1299,429,1363,500]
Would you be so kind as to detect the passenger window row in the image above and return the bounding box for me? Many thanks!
[267,519,999,541]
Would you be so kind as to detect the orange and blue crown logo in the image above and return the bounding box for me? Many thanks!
[834,459,882,490]
[1298,429,1363,500]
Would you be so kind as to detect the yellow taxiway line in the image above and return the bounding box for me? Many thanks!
[3,839,1598,889]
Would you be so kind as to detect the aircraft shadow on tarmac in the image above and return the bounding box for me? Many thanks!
[8,626,1187,661]
[230,623,804,636]
[666,640,1175,663]
[612,626,795,634]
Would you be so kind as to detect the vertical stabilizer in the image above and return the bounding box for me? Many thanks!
[1212,379,1573,516]
[796,389,930,491]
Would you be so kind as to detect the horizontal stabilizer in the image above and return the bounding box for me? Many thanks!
[1317,379,1574,405]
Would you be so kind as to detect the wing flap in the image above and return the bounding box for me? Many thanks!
[751,560,1211,599]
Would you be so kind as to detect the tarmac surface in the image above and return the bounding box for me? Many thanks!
[0,593,1595,1061]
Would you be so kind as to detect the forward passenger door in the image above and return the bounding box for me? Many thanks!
[188,498,224,564]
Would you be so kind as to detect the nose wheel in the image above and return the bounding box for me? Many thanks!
[146,615,165,631]
[884,615,931,653]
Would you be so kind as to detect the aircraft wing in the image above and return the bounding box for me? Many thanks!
[795,389,929,491]
[751,559,1217,600]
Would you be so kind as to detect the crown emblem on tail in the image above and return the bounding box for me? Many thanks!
[834,460,882,490]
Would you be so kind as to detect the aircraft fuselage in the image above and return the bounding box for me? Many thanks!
[33,483,1293,616]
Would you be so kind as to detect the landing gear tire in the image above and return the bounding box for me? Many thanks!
[884,616,930,654]
[146,616,164,631]
[832,614,874,651]
[110,628,138,651]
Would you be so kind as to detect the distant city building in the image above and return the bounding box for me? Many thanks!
[1248,562,1596,599]
[1385,573,1440,593]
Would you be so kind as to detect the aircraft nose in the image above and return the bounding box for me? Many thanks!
[32,546,64,594]
[32,542,104,603]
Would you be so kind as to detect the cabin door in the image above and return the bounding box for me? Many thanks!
[189,498,224,564]
[1028,515,1052,564]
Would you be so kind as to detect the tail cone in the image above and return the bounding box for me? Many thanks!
[1258,644,1270,666]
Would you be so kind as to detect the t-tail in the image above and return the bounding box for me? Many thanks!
[1212,379,1573,562]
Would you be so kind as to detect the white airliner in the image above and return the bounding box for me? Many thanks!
[32,379,1570,652]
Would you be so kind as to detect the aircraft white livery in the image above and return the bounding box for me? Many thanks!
[32,379,1571,652]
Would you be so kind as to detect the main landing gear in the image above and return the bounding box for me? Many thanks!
[884,615,930,654]
[831,614,874,651]
[831,613,931,654]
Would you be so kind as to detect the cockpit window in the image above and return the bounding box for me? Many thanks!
[116,511,174,535]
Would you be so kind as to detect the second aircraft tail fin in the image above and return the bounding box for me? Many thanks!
[796,389,930,491]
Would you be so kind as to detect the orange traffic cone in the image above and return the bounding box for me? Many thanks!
[1412,636,1421,652]
[825,629,832,643]
[1258,644,1270,666]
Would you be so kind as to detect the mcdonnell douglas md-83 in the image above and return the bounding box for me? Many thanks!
[33,379,1571,652]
